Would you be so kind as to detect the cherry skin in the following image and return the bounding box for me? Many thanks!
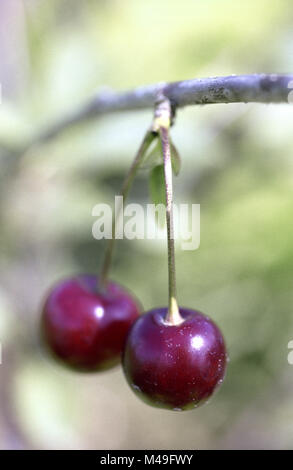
[122,307,227,410]
[41,274,141,371]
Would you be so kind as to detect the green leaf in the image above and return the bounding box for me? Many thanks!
[170,139,181,176]
[148,164,166,228]
[149,164,166,207]
[140,138,163,170]
[141,137,181,176]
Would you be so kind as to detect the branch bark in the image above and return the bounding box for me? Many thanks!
[35,74,293,144]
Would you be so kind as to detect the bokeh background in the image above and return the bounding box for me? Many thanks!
[1,0,293,450]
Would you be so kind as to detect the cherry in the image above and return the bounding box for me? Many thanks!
[41,274,141,371]
[122,307,227,410]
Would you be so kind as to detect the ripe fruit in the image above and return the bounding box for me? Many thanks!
[123,307,227,410]
[41,274,141,371]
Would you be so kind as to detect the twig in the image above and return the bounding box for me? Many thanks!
[34,74,293,145]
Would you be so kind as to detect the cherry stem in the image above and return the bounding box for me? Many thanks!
[156,98,183,326]
[100,130,156,289]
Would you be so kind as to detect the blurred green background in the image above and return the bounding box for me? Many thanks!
[1,0,293,450]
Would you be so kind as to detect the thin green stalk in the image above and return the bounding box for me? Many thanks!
[100,130,156,288]
[156,99,183,325]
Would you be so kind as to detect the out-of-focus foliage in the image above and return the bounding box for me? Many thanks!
[1,0,293,450]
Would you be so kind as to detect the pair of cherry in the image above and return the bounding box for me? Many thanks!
[42,274,227,411]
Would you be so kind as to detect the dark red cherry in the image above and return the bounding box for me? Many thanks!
[41,274,141,371]
[122,307,227,410]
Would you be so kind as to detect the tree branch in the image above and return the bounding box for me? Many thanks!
[33,74,293,144]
